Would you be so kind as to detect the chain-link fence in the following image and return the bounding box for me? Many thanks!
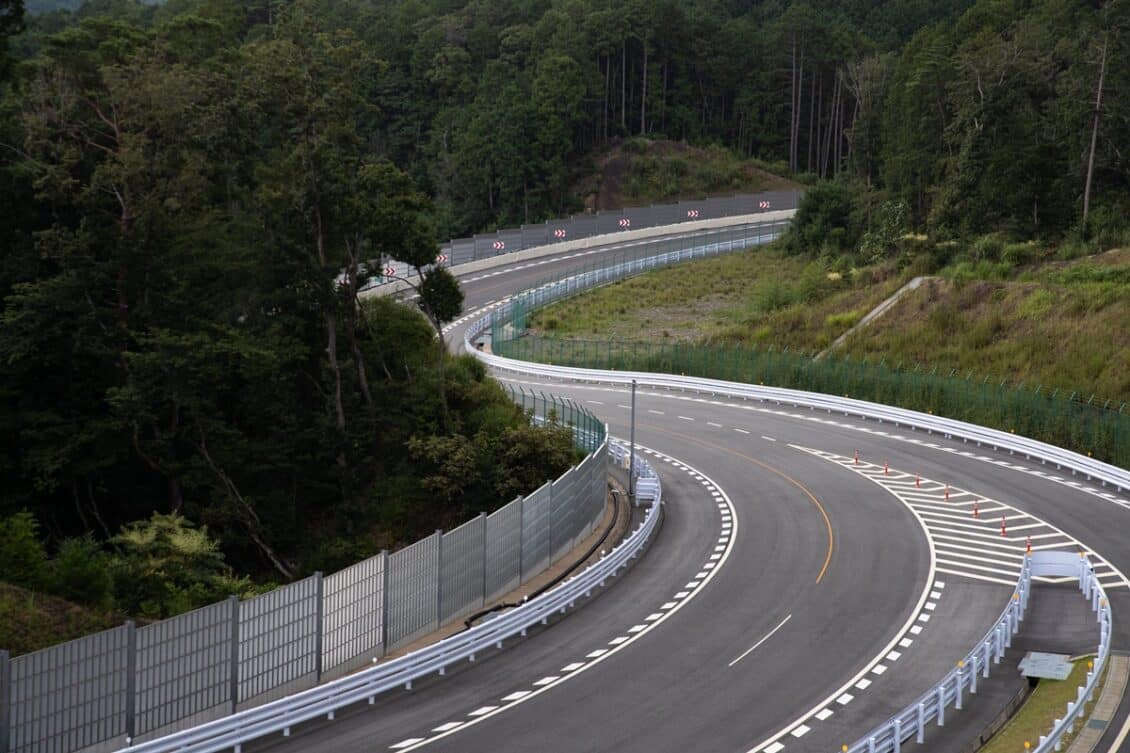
[1,401,608,753]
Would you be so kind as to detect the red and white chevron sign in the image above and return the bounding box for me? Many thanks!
[758,200,771,209]
[618,218,631,228]
[553,228,567,239]
[687,209,699,218]
[383,266,395,277]
[492,240,505,251]
[435,254,448,264]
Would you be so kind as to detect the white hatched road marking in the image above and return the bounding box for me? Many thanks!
[793,446,1129,590]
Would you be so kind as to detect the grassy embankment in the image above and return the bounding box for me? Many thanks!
[513,243,1128,465]
[0,582,122,655]
[980,658,1103,753]
[528,246,1129,404]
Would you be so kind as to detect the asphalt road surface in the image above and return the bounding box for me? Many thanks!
[262,230,1129,753]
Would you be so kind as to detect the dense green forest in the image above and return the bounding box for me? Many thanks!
[1,0,1127,624]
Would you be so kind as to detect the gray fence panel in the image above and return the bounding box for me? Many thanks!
[9,624,129,753]
[439,516,486,625]
[135,601,231,740]
[595,212,622,234]
[450,238,476,265]
[551,466,580,562]
[497,229,524,254]
[472,234,496,258]
[571,215,599,239]
[322,553,385,681]
[546,221,570,244]
[520,224,548,249]
[520,483,553,582]
[386,533,440,650]
[485,497,523,601]
[237,575,319,707]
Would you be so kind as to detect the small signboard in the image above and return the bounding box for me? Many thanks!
[1018,652,1074,680]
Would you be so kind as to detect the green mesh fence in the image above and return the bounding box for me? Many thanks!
[495,335,1128,469]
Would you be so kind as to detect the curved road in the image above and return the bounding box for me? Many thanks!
[262,230,1129,753]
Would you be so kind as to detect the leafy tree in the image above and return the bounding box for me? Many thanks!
[789,180,857,253]
[110,512,252,618]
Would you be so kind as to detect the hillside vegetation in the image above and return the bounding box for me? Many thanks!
[576,138,801,211]
[531,245,1129,404]
[2,0,1129,643]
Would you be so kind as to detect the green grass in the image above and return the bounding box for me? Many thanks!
[528,245,1130,405]
[528,246,911,351]
[980,658,1102,753]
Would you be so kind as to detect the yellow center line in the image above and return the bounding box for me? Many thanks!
[645,423,835,584]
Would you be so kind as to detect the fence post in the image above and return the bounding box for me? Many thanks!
[518,496,526,583]
[228,595,240,712]
[435,530,444,628]
[125,620,137,744]
[314,571,324,683]
[479,512,488,608]
[380,550,390,655]
[1,649,9,753]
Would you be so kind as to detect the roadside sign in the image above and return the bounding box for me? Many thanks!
[492,240,506,251]
[618,218,631,229]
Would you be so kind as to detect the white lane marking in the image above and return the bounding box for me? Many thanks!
[909,625,923,635]
[533,676,558,686]
[871,665,887,675]
[468,706,498,717]
[855,678,872,690]
[501,691,531,701]
[886,651,902,661]
[790,725,811,737]
[561,663,584,672]
[618,404,631,409]
[648,409,664,415]
[391,739,427,749]
[836,693,854,705]
[609,636,630,645]
[678,415,695,421]
[586,400,604,405]
[707,421,723,427]
[586,649,607,658]
[761,435,776,442]
[764,744,785,753]
[432,722,462,732]
[735,428,751,434]
[729,615,793,668]
[815,708,834,721]
[899,638,914,648]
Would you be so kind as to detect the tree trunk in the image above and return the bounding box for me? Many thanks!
[807,68,816,174]
[815,72,823,175]
[621,42,627,133]
[1083,34,1107,227]
[791,33,800,169]
[603,54,610,142]
[640,41,648,135]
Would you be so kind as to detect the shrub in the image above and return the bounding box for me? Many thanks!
[48,535,114,610]
[0,512,49,590]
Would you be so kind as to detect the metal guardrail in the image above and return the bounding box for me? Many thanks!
[464,248,1126,753]
[847,558,1032,752]
[119,439,662,753]
[845,552,1113,753]
[1031,555,1113,753]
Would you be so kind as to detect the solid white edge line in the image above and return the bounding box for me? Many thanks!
[729,614,793,667]
[395,443,739,752]
[744,446,939,753]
